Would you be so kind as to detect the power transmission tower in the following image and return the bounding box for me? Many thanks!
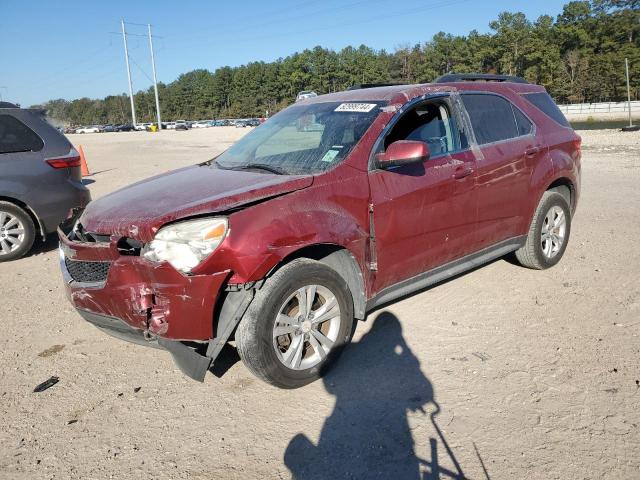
[148,24,162,129]
[121,19,137,127]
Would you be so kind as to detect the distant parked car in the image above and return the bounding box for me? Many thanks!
[213,120,229,126]
[0,102,91,261]
[134,123,151,131]
[235,120,247,128]
[103,124,116,133]
[115,124,134,132]
[192,121,210,129]
[246,119,260,127]
[75,125,100,134]
[63,126,77,134]
[175,120,189,131]
[296,90,318,102]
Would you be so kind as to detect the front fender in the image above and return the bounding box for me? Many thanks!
[198,167,371,288]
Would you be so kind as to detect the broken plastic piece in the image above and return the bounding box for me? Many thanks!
[33,376,59,393]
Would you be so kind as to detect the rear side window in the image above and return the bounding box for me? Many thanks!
[461,94,519,144]
[521,92,570,127]
[0,114,44,154]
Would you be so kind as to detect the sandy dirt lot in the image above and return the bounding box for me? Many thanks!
[1,127,639,479]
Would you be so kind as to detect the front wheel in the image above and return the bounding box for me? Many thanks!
[236,258,354,389]
[515,191,572,269]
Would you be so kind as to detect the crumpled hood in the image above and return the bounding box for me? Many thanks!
[79,164,313,241]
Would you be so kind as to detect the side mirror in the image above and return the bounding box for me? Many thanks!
[374,140,430,168]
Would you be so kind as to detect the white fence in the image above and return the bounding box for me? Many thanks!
[558,101,640,114]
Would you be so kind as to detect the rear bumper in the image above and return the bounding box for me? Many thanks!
[39,180,91,234]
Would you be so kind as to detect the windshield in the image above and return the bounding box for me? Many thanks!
[214,101,385,175]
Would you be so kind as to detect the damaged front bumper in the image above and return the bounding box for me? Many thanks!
[75,309,214,381]
[58,225,254,381]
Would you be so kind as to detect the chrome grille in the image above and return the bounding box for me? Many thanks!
[64,257,111,283]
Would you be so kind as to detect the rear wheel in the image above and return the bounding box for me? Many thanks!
[0,202,36,262]
[515,191,571,269]
[236,258,354,389]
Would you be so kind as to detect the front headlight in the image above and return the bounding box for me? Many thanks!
[142,217,228,273]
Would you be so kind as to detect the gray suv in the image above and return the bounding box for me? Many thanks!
[0,102,91,261]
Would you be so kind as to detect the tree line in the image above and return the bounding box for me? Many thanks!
[36,0,638,125]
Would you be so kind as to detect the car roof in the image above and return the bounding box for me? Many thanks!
[0,101,19,108]
[298,81,545,106]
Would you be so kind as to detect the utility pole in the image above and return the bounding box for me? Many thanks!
[625,57,632,128]
[148,24,162,130]
[121,19,137,127]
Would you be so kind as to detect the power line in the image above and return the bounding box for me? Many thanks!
[108,31,164,39]
[129,56,154,84]
[168,0,392,50]
[26,49,122,93]
[170,0,475,53]
[124,21,154,27]
[165,0,335,39]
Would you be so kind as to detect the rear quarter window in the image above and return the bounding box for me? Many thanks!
[0,114,44,154]
[521,92,570,128]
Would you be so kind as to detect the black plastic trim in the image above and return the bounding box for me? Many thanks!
[77,309,212,381]
[435,73,529,84]
[366,236,526,311]
[206,288,255,361]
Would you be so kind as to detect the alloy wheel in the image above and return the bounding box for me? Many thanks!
[541,205,566,259]
[0,211,26,256]
[272,284,342,370]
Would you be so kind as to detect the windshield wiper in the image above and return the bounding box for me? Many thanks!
[225,163,287,175]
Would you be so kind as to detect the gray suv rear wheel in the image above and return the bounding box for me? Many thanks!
[0,201,36,261]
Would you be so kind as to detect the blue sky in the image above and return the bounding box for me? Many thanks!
[1,0,568,107]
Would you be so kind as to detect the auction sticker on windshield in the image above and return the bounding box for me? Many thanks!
[334,103,377,113]
[320,149,341,163]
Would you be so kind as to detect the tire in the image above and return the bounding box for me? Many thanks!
[236,258,355,389]
[515,191,571,270]
[0,202,36,262]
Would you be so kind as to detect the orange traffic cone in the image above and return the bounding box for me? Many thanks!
[78,145,90,177]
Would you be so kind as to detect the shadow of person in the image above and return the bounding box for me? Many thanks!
[284,311,468,480]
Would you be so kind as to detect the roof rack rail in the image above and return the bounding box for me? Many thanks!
[0,101,19,108]
[346,83,403,91]
[434,73,529,84]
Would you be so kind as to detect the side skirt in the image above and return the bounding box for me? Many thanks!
[365,236,526,311]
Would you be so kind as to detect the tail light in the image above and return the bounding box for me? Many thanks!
[573,136,582,156]
[46,148,81,169]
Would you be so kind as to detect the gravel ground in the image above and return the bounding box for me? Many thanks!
[0,127,639,479]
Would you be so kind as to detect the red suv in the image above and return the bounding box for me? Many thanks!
[59,74,581,388]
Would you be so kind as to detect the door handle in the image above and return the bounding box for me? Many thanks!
[525,146,541,157]
[453,165,473,180]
